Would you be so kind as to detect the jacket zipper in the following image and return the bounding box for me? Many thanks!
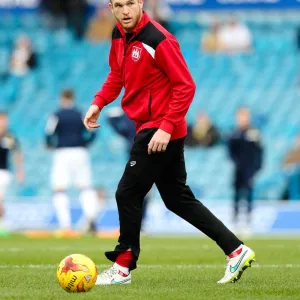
[124,33,135,56]
[122,34,136,83]
[148,93,152,116]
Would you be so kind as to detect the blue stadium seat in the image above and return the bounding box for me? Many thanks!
[2,12,300,201]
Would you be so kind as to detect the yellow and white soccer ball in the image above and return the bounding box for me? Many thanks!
[57,254,98,293]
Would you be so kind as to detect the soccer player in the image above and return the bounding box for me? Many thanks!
[46,89,100,235]
[84,0,255,285]
[0,111,24,234]
[228,107,263,232]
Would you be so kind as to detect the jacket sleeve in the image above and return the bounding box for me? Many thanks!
[45,113,59,148]
[92,44,123,110]
[155,37,196,135]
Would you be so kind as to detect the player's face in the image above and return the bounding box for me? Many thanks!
[60,97,74,108]
[236,109,251,129]
[109,0,143,33]
[0,115,8,135]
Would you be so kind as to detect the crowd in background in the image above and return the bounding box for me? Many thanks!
[2,1,299,202]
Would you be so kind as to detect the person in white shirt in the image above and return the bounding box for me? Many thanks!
[10,35,37,77]
[218,19,252,54]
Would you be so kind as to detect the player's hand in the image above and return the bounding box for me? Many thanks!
[84,105,101,130]
[148,129,171,155]
[16,169,25,184]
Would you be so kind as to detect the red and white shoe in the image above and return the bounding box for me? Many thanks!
[95,265,131,285]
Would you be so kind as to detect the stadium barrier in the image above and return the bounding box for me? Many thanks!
[5,199,300,235]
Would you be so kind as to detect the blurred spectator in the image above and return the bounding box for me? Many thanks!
[228,107,263,230]
[218,19,252,54]
[1,35,38,105]
[145,0,171,31]
[41,0,88,39]
[186,112,220,147]
[10,35,37,77]
[86,7,115,42]
[45,89,99,236]
[0,112,24,235]
[281,135,300,200]
[282,135,300,168]
[201,20,221,53]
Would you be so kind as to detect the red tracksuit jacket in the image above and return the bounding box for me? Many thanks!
[92,12,196,140]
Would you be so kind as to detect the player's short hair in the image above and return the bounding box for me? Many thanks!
[0,111,7,117]
[61,89,74,100]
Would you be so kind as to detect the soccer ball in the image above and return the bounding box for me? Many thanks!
[57,254,98,293]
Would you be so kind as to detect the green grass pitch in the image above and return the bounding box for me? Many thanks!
[0,235,299,299]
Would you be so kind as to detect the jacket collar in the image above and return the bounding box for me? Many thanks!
[116,11,150,40]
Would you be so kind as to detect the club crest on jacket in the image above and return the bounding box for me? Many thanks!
[132,46,142,62]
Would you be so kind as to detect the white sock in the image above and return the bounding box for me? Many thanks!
[113,263,129,275]
[79,189,100,223]
[53,193,71,229]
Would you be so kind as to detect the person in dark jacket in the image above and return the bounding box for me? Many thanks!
[46,89,99,236]
[41,0,87,39]
[186,111,220,147]
[228,107,263,228]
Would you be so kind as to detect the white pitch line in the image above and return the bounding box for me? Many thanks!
[0,245,213,252]
[1,244,299,253]
[0,264,299,269]
[0,248,24,252]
